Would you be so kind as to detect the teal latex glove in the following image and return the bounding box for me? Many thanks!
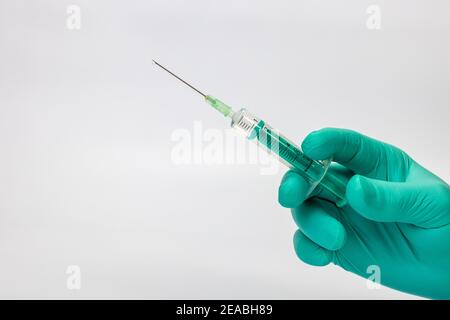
[278,128,450,299]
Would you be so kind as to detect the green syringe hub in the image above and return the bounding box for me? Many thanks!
[205,95,233,117]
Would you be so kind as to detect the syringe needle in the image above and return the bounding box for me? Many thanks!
[152,60,206,97]
[152,60,233,117]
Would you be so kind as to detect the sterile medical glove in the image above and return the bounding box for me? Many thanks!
[278,128,450,299]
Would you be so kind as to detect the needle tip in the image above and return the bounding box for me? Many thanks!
[152,60,206,97]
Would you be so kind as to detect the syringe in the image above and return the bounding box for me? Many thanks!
[153,60,348,207]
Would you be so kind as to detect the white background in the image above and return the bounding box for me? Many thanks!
[0,0,449,299]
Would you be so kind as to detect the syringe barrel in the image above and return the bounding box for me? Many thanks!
[230,108,347,206]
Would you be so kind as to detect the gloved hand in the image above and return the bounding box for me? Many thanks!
[278,128,450,299]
